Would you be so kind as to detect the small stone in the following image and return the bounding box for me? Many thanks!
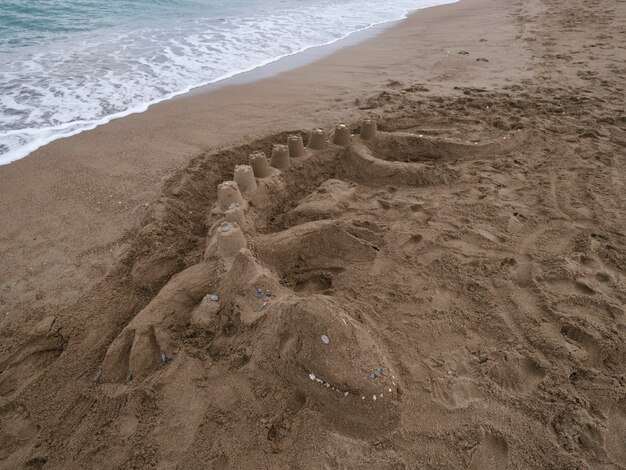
[370,373,376,381]
[265,290,272,297]
[376,367,382,374]
[309,373,316,381]
[221,226,231,233]
[321,335,330,344]
[373,395,377,401]
[210,294,219,302]
[344,391,349,397]
[389,388,392,392]
[161,352,167,363]
[258,301,268,312]
[95,370,102,382]
[325,383,330,388]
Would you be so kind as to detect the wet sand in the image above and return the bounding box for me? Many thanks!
[1,0,625,467]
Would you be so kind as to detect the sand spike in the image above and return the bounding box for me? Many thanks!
[217,181,244,211]
[288,134,305,158]
[270,144,290,170]
[360,118,377,140]
[307,128,326,150]
[249,150,272,178]
[332,123,351,146]
[234,164,257,194]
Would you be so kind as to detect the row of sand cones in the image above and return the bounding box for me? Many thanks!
[209,119,378,262]
[248,118,377,177]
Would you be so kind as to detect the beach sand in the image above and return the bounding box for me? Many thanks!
[0,0,625,467]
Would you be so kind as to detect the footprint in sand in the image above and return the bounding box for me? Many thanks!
[487,355,545,394]
[468,432,509,470]
[429,375,482,409]
[0,338,64,398]
[0,402,39,441]
[605,399,626,465]
[560,324,602,365]
[0,402,40,466]
[545,278,596,296]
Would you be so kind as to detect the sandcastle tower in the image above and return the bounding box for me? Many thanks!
[288,134,306,158]
[307,128,327,150]
[233,164,257,194]
[332,123,351,146]
[249,150,272,178]
[270,144,290,170]
[360,118,377,140]
[217,181,244,211]
[217,222,247,260]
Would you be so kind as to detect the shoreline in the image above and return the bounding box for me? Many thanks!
[0,0,458,166]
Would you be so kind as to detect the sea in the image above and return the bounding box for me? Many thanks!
[0,0,454,164]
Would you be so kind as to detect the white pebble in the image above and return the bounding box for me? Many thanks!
[373,395,377,401]
[309,373,316,381]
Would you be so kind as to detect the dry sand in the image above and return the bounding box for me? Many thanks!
[1,0,625,467]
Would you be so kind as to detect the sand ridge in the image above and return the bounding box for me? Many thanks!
[0,0,625,467]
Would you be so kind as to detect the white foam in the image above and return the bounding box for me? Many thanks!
[0,0,457,165]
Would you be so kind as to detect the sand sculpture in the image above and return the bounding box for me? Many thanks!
[233,164,257,194]
[270,144,290,170]
[217,181,244,210]
[99,120,534,417]
[307,128,326,150]
[99,120,404,408]
[360,118,377,140]
[332,123,351,146]
[249,150,272,178]
[288,134,305,157]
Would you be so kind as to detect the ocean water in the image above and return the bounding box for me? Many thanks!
[0,0,454,164]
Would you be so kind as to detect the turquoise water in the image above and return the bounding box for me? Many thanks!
[0,0,455,163]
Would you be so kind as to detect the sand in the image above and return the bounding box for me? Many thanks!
[0,0,625,467]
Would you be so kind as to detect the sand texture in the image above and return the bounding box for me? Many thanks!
[0,0,625,468]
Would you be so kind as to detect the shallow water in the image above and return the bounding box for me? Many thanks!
[0,0,455,164]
